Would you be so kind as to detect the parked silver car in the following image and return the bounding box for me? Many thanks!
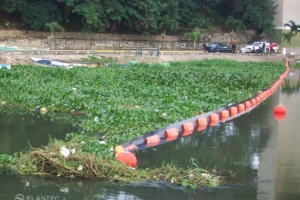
[240,41,279,53]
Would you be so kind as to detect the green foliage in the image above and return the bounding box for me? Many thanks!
[0,60,285,149]
[225,15,246,33]
[284,20,300,35]
[80,56,112,63]
[235,0,277,29]
[44,21,65,50]
[291,63,300,69]
[158,16,179,33]
[0,0,26,13]
[282,20,300,46]
[45,22,65,38]
[261,20,275,38]
[283,31,295,46]
[0,153,18,174]
[21,0,63,30]
[189,17,212,34]
[1,0,277,34]
[184,31,201,49]
[14,139,228,188]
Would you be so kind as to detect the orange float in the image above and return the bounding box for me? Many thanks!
[115,145,125,154]
[250,99,257,107]
[244,101,251,110]
[274,104,287,121]
[125,144,138,152]
[197,118,208,131]
[165,128,179,141]
[210,114,219,126]
[145,135,160,146]
[230,107,237,117]
[220,110,229,122]
[116,151,137,168]
[255,96,261,104]
[238,104,245,114]
[182,122,194,136]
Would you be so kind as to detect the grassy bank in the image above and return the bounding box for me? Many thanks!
[0,59,285,188]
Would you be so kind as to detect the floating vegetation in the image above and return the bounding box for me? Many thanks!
[80,56,112,63]
[1,138,233,190]
[291,62,300,68]
[0,59,284,187]
[0,59,285,153]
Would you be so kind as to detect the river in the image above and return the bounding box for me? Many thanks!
[0,69,299,200]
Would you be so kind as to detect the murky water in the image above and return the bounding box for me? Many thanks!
[0,108,80,154]
[1,70,300,200]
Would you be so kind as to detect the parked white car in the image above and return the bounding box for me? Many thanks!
[240,41,279,53]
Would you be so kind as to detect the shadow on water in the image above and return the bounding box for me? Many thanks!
[1,69,300,199]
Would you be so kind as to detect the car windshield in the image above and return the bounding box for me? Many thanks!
[208,44,218,47]
[252,42,260,46]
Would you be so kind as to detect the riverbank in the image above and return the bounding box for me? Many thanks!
[0,52,287,65]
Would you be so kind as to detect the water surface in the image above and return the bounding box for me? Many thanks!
[1,70,300,199]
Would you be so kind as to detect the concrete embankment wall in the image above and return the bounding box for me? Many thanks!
[0,30,258,50]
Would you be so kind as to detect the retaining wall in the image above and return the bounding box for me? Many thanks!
[0,30,258,50]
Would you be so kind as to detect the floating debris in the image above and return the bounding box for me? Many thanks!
[59,146,70,158]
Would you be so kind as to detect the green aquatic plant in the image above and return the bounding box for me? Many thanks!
[0,138,232,189]
[80,56,112,63]
[0,59,285,151]
[0,153,18,174]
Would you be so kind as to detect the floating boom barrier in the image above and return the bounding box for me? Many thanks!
[116,58,290,154]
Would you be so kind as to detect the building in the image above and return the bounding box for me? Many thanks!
[273,0,300,47]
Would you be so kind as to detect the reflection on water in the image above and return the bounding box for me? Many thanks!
[1,69,300,199]
[0,107,81,154]
[276,69,300,200]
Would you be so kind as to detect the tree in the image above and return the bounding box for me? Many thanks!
[234,0,277,29]
[158,0,180,36]
[0,0,26,13]
[158,16,179,33]
[282,20,300,47]
[260,20,275,38]
[189,17,212,34]
[284,20,300,35]
[45,22,65,50]
[225,15,246,34]
[282,31,295,46]
[21,0,63,30]
[184,31,201,50]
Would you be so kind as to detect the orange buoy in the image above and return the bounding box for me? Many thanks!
[238,104,245,114]
[250,99,256,107]
[220,110,229,122]
[255,96,261,104]
[274,104,286,115]
[210,114,219,126]
[115,145,125,154]
[182,122,194,136]
[274,113,286,121]
[197,118,208,131]
[116,151,137,168]
[244,101,251,110]
[145,135,160,146]
[165,128,179,141]
[274,104,287,121]
[230,107,237,117]
[125,144,138,152]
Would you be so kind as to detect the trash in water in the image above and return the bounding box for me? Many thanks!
[60,146,70,158]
